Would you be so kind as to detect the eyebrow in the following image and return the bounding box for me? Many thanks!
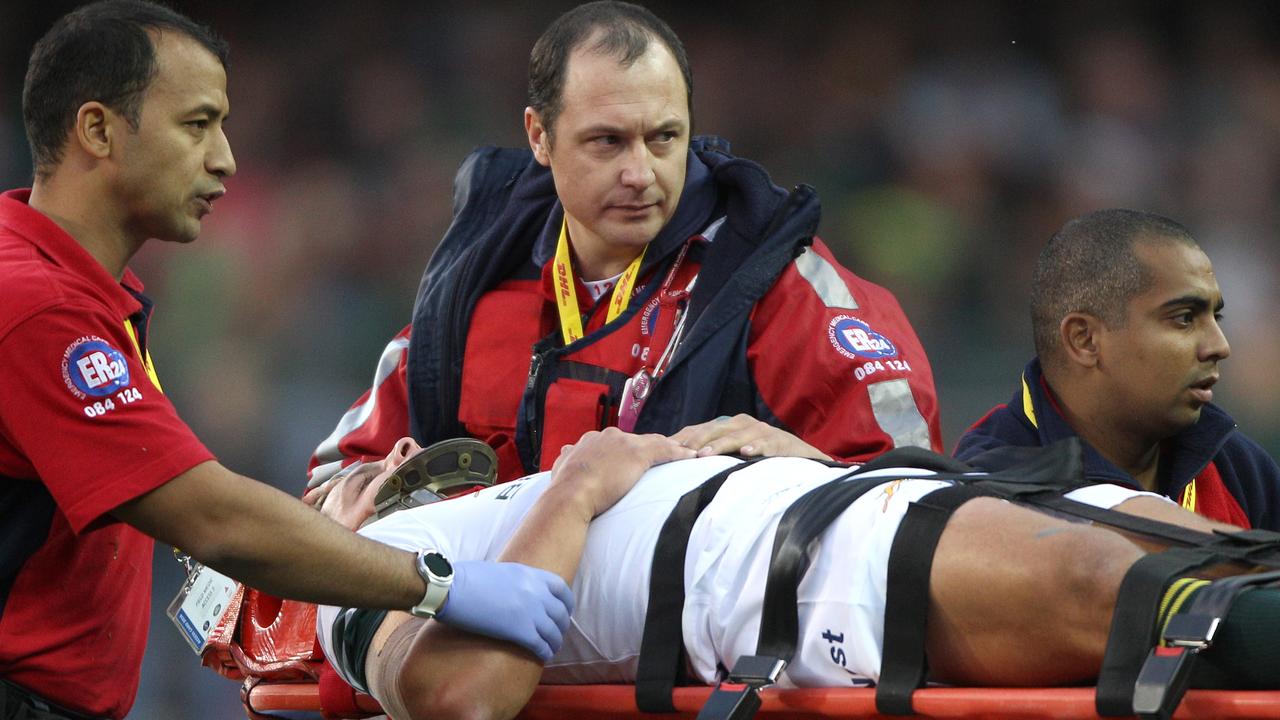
[187,103,228,120]
[577,118,686,137]
[1159,295,1224,313]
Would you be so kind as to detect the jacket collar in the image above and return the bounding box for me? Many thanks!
[0,188,144,319]
[1012,357,1237,495]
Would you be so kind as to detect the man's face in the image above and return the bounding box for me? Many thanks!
[1096,240,1230,441]
[526,40,689,278]
[112,31,235,244]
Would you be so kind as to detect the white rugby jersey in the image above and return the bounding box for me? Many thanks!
[317,455,1155,688]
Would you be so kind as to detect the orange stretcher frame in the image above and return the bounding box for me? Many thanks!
[216,591,1280,720]
[240,680,1280,719]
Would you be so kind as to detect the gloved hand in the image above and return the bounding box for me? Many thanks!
[435,560,574,661]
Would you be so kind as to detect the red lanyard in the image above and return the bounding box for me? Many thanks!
[617,238,700,431]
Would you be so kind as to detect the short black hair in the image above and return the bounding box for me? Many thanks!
[528,0,693,138]
[1031,209,1198,363]
[22,0,229,179]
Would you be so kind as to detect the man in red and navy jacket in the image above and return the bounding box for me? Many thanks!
[309,2,941,486]
[955,209,1280,529]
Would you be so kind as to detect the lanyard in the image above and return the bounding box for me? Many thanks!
[552,218,646,346]
[617,239,700,431]
[123,319,163,392]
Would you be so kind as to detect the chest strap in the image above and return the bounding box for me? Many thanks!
[635,457,770,712]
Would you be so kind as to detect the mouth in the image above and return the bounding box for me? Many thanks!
[1188,374,1218,404]
[195,189,225,216]
[610,201,658,215]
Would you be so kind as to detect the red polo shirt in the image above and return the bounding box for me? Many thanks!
[0,189,214,718]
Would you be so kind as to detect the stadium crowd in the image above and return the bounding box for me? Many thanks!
[4,1,1280,716]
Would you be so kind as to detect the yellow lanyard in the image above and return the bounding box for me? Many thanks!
[1180,479,1197,512]
[122,319,164,392]
[552,218,646,345]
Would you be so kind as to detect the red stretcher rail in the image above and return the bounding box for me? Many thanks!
[240,680,1280,720]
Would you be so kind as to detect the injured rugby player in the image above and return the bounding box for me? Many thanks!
[308,428,1280,720]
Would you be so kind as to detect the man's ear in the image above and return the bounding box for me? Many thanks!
[524,107,551,167]
[73,102,115,161]
[1059,312,1103,369]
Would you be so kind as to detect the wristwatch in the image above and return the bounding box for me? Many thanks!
[410,550,453,619]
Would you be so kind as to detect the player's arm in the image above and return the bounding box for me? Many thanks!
[113,460,426,610]
[366,430,695,720]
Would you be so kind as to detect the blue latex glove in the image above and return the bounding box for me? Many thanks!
[435,560,574,661]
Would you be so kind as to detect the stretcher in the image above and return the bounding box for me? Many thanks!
[210,589,1280,720]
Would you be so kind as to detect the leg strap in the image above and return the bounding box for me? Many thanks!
[1130,569,1280,720]
[1095,547,1214,716]
[875,485,988,715]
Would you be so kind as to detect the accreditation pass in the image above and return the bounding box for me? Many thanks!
[167,563,239,654]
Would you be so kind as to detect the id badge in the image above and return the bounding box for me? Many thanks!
[167,563,240,654]
[618,369,652,432]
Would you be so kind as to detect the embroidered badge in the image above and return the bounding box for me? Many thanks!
[62,336,131,399]
[640,297,661,337]
[827,315,899,361]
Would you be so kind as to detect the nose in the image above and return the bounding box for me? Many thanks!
[207,126,236,178]
[1201,316,1231,363]
[619,141,656,190]
[388,437,423,468]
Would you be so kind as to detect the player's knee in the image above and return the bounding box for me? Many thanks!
[399,669,502,720]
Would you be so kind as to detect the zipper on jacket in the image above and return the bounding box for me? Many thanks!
[523,351,547,470]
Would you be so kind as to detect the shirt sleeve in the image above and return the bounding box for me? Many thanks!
[306,326,413,489]
[746,238,943,463]
[0,304,213,532]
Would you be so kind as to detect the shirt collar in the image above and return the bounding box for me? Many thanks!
[1018,356,1237,490]
[0,188,144,319]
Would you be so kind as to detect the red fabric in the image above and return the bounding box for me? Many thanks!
[318,662,366,717]
[0,189,214,719]
[306,326,413,483]
[748,239,942,461]
[1186,462,1251,528]
[310,236,943,481]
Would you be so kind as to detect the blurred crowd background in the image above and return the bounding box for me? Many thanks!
[5,1,1280,717]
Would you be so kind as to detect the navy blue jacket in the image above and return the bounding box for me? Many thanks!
[406,138,818,471]
[954,358,1280,530]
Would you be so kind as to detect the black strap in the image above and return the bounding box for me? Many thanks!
[875,484,987,715]
[635,458,767,712]
[1095,547,1212,715]
[1131,569,1280,720]
[755,468,900,660]
[1017,495,1280,563]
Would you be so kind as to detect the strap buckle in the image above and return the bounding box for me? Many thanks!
[1132,613,1218,720]
[694,655,786,720]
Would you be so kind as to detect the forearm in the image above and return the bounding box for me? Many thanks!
[114,461,423,610]
[374,482,595,719]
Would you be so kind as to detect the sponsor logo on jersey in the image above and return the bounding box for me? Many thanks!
[827,315,898,361]
[62,336,131,398]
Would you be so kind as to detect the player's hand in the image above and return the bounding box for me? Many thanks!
[549,427,696,517]
[436,560,574,661]
[670,414,832,461]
